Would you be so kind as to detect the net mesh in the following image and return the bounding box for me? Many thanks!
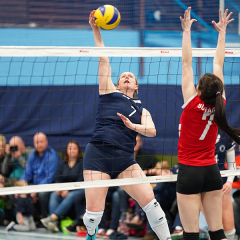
[0,47,239,195]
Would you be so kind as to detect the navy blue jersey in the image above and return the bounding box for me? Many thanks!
[91,91,143,153]
[215,130,235,171]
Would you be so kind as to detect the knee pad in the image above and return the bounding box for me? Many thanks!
[225,228,236,240]
[83,210,103,235]
[142,199,166,228]
[183,231,199,240]
[209,229,226,240]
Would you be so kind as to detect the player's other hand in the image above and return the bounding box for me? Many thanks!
[212,9,234,33]
[117,113,135,130]
[180,7,197,31]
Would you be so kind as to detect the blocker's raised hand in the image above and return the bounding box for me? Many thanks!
[180,7,197,31]
[212,9,234,32]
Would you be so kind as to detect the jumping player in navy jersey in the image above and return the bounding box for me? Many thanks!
[82,11,171,240]
[177,7,240,240]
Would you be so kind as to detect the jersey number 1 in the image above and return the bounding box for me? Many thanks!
[199,112,214,140]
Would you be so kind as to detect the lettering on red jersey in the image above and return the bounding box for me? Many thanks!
[197,103,215,113]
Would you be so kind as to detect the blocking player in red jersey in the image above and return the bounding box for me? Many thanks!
[177,7,240,240]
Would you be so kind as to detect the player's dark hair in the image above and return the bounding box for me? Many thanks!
[198,73,240,144]
[63,140,83,162]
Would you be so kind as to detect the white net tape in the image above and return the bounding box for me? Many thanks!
[0,46,240,57]
[0,169,239,195]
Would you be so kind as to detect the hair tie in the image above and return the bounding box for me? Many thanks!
[216,92,221,96]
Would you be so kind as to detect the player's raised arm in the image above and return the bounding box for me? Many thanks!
[89,11,116,95]
[180,7,197,103]
[212,9,234,97]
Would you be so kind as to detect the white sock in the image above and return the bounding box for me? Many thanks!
[225,228,236,240]
[83,210,103,236]
[142,199,171,240]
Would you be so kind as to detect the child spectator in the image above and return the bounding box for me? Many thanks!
[6,182,36,232]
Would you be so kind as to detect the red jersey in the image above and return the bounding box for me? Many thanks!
[178,93,226,166]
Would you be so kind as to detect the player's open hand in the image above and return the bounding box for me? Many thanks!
[222,181,232,195]
[89,10,99,31]
[212,9,234,33]
[180,7,197,31]
[117,113,135,130]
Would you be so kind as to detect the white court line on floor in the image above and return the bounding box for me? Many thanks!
[0,230,84,239]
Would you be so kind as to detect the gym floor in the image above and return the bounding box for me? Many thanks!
[0,227,140,240]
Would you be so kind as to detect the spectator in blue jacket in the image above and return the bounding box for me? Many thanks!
[40,140,84,233]
[17,132,60,219]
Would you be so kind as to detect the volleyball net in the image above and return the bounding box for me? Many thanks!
[0,46,239,195]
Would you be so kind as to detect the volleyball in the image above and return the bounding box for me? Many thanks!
[94,5,121,30]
